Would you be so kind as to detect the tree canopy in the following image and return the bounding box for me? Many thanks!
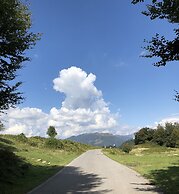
[0,0,41,112]
[132,0,179,67]
[47,126,58,138]
[134,122,179,148]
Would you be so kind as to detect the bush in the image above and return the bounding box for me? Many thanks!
[44,138,63,149]
[28,141,38,147]
[109,150,116,155]
[16,133,28,143]
[28,136,44,147]
[122,143,132,153]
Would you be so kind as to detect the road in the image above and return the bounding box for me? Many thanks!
[28,149,161,194]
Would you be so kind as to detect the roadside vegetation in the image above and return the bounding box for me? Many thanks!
[103,122,179,194]
[135,122,179,148]
[104,144,179,194]
[0,133,91,194]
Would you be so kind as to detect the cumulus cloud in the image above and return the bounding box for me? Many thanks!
[155,116,179,126]
[2,66,179,138]
[1,108,49,137]
[50,66,118,137]
[53,66,105,110]
[1,66,119,138]
[48,107,118,138]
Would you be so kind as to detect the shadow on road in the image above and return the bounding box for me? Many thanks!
[30,166,112,194]
[131,182,162,193]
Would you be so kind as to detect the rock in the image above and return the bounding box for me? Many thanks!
[42,161,46,164]
[36,159,42,162]
[48,162,51,165]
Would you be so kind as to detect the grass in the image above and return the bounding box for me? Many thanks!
[0,134,91,194]
[103,143,179,194]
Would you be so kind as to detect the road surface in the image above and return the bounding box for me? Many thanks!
[28,149,161,194]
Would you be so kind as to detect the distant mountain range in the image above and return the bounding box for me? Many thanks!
[67,132,133,147]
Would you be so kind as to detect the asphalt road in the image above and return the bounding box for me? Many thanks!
[28,149,161,194]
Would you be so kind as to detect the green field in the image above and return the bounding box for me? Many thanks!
[0,134,91,194]
[103,144,179,194]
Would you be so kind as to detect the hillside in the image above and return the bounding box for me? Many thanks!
[68,132,133,147]
[0,134,91,194]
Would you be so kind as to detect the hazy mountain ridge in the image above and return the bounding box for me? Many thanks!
[67,133,133,147]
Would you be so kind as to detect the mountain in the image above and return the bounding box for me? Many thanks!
[67,132,133,147]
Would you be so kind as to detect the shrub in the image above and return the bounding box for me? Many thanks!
[122,143,132,153]
[16,133,28,143]
[28,136,44,147]
[28,141,38,147]
[44,138,63,149]
[109,150,116,155]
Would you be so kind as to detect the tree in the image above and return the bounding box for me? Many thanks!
[47,126,57,138]
[168,128,179,147]
[0,0,41,112]
[153,125,165,145]
[165,122,179,147]
[132,0,179,66]
[134,127,154,144]
[132,0,179,100]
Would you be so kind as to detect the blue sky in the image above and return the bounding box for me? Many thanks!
[2,0,179,137]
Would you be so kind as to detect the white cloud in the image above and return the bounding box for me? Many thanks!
[2,66,179,138]
[48,107,118,138]
[50,66,118,137]
[53,66,105,110]
[1,66,120,138]
[155,116,179,126]
[1,108,49,137]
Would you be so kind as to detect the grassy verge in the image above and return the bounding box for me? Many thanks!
[103,144,179,194]
[0,134,91,194]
